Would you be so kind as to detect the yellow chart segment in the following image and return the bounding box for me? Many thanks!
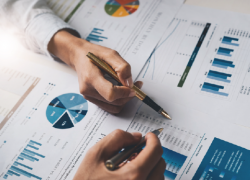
[105,0,140,17]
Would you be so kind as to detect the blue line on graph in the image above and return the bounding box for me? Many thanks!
[143,20,181,79]
[179,133,206,180]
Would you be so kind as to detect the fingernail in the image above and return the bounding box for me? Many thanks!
[131,132,142,140]
[126,77,134,88]
[129,90,136,97]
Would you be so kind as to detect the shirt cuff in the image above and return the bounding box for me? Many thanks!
[25,12,81,59]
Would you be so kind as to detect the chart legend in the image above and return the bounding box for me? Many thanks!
[105,0,139,17]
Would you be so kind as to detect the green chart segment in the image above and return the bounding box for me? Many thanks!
[178,23,211,87]
[105,0,139,17]
[46,93,88,129]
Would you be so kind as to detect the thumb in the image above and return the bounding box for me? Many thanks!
[97,130,142,160]
[102,49,133,88]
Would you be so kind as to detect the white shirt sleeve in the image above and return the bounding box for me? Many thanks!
[0,0,80,58]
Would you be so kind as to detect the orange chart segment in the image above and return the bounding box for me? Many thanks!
[105,0,139,17]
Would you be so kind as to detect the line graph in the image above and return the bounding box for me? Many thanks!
[142,19,181,80]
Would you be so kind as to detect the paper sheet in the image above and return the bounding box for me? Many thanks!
[0,61,108,180]
[93,82,250,180]
[185,0,250,15]
[137,4,250,128]
[63,0,183,79]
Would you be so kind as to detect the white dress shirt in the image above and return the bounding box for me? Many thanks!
[0,0,80,58]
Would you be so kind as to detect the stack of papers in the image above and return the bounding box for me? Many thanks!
[1,0,250,180]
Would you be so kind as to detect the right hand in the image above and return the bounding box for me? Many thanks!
[48,31,143,114]
[73,129,166,180]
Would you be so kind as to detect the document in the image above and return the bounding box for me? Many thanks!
[50,0,183,79]
[138,4,250,128]
[185,0,250,15]
[47,0,85,22]
[0,61,109,180]
[93,82,250,180]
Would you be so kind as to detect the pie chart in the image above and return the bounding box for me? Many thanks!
[105,0,139,17]
[46,93,88,129]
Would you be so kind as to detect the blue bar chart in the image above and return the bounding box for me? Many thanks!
[163,147,187,180]
[222,36,239,46]
[217,47,234,57]
[3,140,44,180]
[207,70,232,83]
[212,58,235,69]
[192,138,250,180]
[201,82,228,97]
[86,28,108,43]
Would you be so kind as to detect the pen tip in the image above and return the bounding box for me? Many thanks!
[158,128,164,133]
[160,110,172,120]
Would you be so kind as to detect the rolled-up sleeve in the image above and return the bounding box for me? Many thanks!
[0,0,80,58]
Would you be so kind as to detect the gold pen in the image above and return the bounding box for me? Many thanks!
[86,52,171,120]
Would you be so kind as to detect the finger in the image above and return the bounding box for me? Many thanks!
[93,74,136,102]
[102,50,133,88]
[97,130,142,160]
[126,132,163,177]
[84,96,125,114]
[83,81,143,106]
[147,158,166,180]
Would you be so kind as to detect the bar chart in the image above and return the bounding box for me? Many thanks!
[202,82,228,97]
[3,140,45,179]
[212,58,235,69]
[163,147,187,180]
[199,28,250,100]
[86,28,108,43]
[192,138,250,180]
[207,70,232,83]
[222,36,239,46]
[217,47,234,57]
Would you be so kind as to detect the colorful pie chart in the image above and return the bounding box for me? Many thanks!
[46,93,88,129]
[105,0,139,17]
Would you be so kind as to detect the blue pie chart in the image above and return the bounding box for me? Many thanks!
[46,93,88,129]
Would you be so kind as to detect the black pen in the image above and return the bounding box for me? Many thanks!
[105,128,164,171]
[86,52,171,120]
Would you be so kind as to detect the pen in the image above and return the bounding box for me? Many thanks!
[86,52,171,120]
[105,128,164,171]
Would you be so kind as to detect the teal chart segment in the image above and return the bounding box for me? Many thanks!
[46,93,88,129]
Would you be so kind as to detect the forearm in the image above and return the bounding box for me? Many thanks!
[48,30,84,68]
[1,0,80,58]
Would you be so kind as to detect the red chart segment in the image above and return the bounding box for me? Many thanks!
[105,0,139,17]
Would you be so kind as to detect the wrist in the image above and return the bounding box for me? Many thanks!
[48,30,89,68]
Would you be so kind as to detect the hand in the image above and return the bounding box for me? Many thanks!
[73,129,166,180]
[48,30,143,113]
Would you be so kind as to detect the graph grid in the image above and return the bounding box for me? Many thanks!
[3,140,45,180]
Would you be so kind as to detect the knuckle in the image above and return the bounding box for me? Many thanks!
[121,63,131,72]
[157,146,164,156]
[112,129,126,137]
[106,89,115,102]
[109,49,120,57]
[159,158,167,168]
[130,169,144,180]
[115,99,126,106]
[79,85,88,95]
